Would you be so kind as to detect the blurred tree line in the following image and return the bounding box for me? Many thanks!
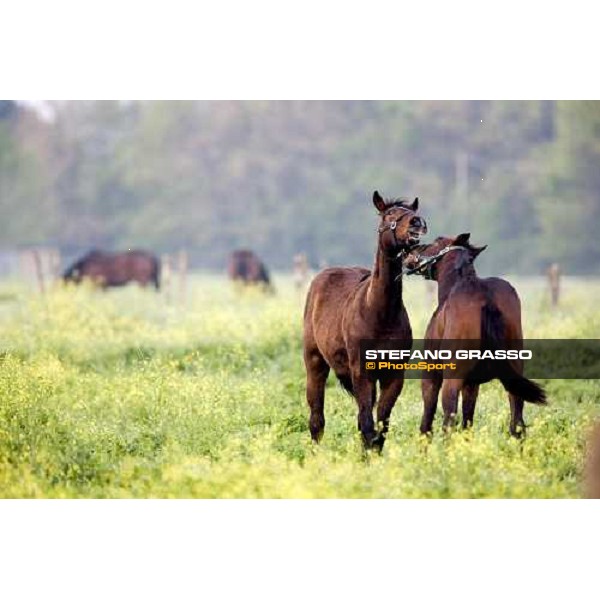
[1,100,599,274]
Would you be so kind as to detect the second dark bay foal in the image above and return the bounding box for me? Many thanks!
[404,233,546,437]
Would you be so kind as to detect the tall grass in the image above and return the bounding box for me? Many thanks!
[0,274,598,497]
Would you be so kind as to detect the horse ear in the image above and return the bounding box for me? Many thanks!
[471,244,487,259]
[454,232,471,247]
[410,197,419,211]
[373,190,387,213]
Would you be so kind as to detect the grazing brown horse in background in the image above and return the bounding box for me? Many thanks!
[303,191,427,450]
[227,249,274,293]
[404,233,546,437]
[63,250,160,290]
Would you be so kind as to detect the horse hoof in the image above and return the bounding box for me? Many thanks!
[364,434,385,453]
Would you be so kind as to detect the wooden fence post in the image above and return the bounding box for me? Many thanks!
[293,252,309,291]
[547,263,561,307]
[49,248,61,281]
[161,253,172,304]
[32,249,45,294]
[178,250,188,307]
[18,251,28,284]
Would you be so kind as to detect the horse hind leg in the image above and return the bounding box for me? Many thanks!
[421,376,441,435]
[506,357,527,438]
[441,378,462,433]
[461,384,480,429]
[305,350,330,443]
[509,393,526,438]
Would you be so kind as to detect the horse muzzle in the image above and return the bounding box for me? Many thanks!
[407,216,427,244]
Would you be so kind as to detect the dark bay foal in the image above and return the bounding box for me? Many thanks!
[303,191,427,450]
[404,233,546,437]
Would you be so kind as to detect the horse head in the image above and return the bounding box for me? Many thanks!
[373,191,427,257]
[403,233,487,280]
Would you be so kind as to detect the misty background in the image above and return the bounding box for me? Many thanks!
[1,100,599,275]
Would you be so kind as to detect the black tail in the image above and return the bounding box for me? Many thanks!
[500,370,547,404]
[336,374,355,396]
[481,303,547,405]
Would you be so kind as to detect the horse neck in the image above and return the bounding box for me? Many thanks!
[436,261,478,305]
[367,242,403,314]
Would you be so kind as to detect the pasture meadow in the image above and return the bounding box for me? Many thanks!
[0,274,599,498]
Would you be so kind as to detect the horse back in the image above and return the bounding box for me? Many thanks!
[304,267,369,323]
[433,277,522,340]
[83,251,157,286]
[482,277,522,339]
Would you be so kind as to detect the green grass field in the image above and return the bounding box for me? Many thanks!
[0,273,599,498]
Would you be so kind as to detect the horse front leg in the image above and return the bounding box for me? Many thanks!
[304,350,330,443]
[352,373,377,450]
[372,376,405,452]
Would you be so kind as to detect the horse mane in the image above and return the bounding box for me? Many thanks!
[454,239,482,254]
[420,237,482,255]
[380,197,414,210]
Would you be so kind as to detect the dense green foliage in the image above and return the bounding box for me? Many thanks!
[1,274,598,498]
[2,101,600,273]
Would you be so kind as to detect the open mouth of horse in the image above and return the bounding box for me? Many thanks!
[407,223,427,245]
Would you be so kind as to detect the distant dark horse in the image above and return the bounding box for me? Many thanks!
[63,250,160,290]
[303,191,427,450]
[227,250,273,292]
[404,233,546,437]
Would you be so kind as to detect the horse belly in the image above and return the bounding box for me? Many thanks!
[82,263,109,286]
[303,268,368,375]
[108,265,132,286]
[121,257,153,286]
